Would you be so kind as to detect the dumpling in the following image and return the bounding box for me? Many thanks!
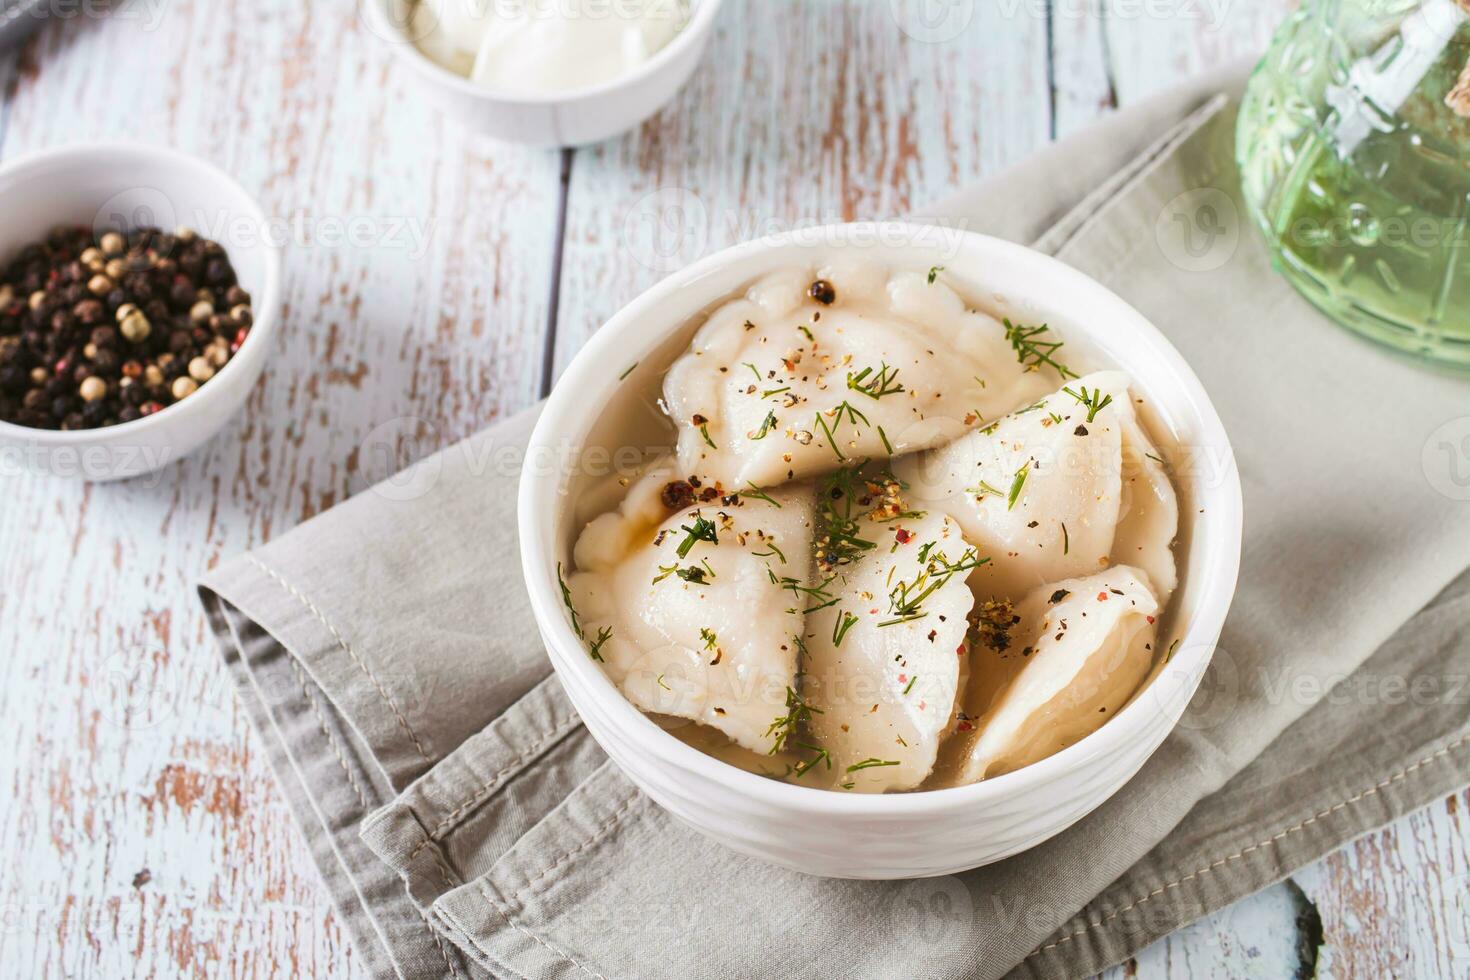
[896,371,1131,602]
[1113,397,1179,597]
[661,259,1048,491]
[569,470,817,753]
[802,497,978,792]
[953,566,1161,782]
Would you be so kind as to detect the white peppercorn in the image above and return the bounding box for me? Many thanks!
[171,376,198,400]
[79,376,107,402]
[119,309,151,343]
[187,356,214,383]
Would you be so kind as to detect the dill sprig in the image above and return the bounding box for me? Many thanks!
[742,482,780,507]
[880,547,988,627]
[769,569,840,612]
[588,626,612,662]
[750,410,778,440]
[846,362,906,400]
[1003,318,1078,379]
[792,743,832,778]
[847,758,901,773]
[698,421,717,449]
[1063,384,1114,423]
[676,515,719,558]
[653,558,716,585]
[832,610,859,647]
[700,627,718,650]
[765,686,823,755]
[1007,462,1031,511]
[556,562,583,639]
[816,465,878,569]
[814,400,870,460]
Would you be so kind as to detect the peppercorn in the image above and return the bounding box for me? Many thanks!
[0,224,249,430]
[809,279,836,305]
[119,309,151,343]
[78,376,106,402]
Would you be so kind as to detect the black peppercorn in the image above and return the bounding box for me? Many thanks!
[809,279,836,304]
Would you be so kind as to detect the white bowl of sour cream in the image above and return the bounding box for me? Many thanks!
[519,223,1243,878]
[364,0,722,146]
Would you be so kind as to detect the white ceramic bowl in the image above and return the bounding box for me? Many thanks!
[0,143,281,482]
[363,0,722,146]
[519,222,1243,879]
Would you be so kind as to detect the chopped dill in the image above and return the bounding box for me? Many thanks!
[814,400,870,460]
[846,362,906,400]
[792,743,832,778]
[832,610,859,647]
[1063,384,1114,423]
[588,626,612,662]
[753,541,787,563]
[968,480,1004,498]
[700,627,718,651]
[765,687,822,754]
[676,515,719,558]
[761,386,791,400]
[743,362,763,381]
[927,266,944,285]
[877,425,894,455]
[847,758,901,772]
[750,410,778,440]
[1007,462,1031,511]
[618,362,638,381]
[1003,318,1078,379]
[742,482,780,507]
[556,562,583,639]
[881,546,988,626]
[902,675,918,695]
[652,558,716,585]
[1061,521,1070,554]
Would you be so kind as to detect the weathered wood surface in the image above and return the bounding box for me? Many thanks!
[0,1,1465,978]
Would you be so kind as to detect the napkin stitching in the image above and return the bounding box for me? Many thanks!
[289,657,372,813]
[412,713,585,849]
[289,656,470,980]
[248,555,433,766]
[480,883,611,980]
[1026,727,1470,962]
[435,905,534,980]
[507,788,645,903]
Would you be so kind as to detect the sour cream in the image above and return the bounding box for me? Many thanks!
[411,0,689,96]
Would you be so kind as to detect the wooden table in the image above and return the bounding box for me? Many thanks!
[1,1,1466,976]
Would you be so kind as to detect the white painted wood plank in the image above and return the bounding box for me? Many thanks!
[0,2,559,976]
[1102,0,1292,103]
[550,0,1053,378]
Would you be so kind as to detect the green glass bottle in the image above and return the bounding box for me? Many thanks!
[1239,0,1470,367]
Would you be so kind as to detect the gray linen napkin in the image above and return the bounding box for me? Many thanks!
[200,64,1470,980]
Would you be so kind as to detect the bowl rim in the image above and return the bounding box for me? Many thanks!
[363,0,724,105]
[520,221,1244,816]
[0,140,283,446]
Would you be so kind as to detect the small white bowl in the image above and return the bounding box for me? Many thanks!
[0,143,281,482]
[362,0,722,146]
[520,222,1243,879]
